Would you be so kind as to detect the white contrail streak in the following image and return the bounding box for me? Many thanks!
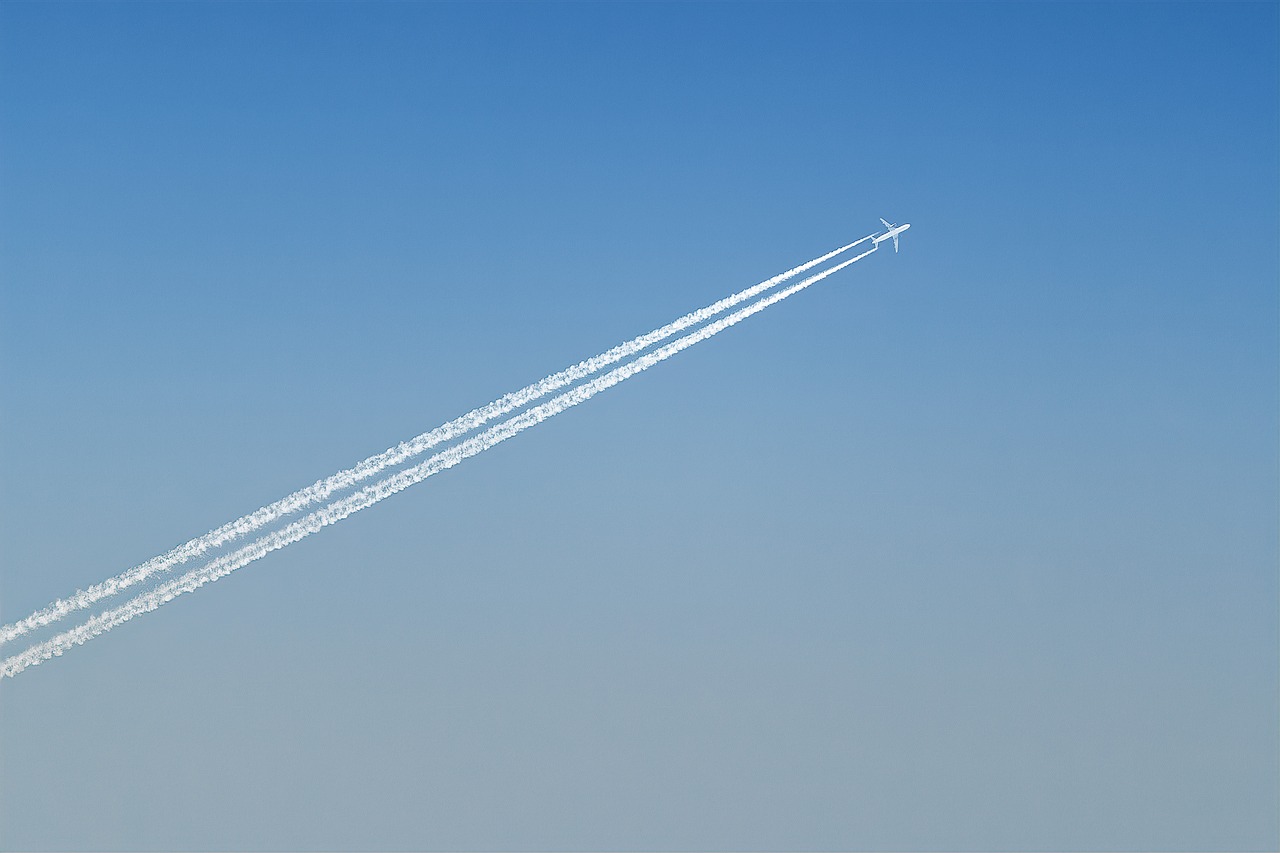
[0,236,874,647]
[1,245,877,679]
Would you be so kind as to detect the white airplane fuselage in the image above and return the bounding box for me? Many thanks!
[873,222,911,249]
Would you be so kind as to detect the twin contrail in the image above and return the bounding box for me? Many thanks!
[1,235,886,679]
[0,237,871,648]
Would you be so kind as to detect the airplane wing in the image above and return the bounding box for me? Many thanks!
[892,234,899,253]
[880,217,892,230]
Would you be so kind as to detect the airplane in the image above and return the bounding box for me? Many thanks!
[872,217,911,253]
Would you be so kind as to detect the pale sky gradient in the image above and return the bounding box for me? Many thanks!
[1,3,1276,850]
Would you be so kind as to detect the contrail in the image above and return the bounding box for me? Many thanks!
[1,245,878,679]
[0,236,874,647]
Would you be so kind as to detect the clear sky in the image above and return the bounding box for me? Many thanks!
[1,2,1276,850]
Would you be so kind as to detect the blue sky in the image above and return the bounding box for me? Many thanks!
[1,2,1276,850]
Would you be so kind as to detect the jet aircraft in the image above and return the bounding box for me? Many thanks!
[872,218,911,253]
